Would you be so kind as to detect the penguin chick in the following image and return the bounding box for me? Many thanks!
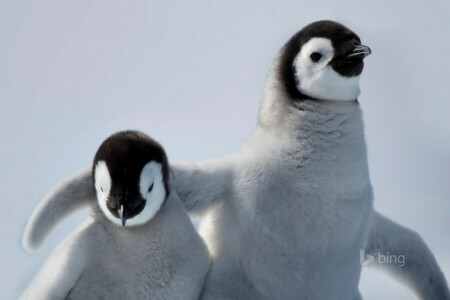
[92,130,170,227]
[21,131,210,300]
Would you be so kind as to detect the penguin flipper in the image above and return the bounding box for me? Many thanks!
[21,220,95,300]
[23,165,95,253]
[365,211,450,300]
[170,157,234,215]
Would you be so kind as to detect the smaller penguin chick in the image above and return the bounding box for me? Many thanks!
[21,131,210,300]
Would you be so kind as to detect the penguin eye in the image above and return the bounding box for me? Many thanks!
[310,52,322,63]
[148,183,154,193]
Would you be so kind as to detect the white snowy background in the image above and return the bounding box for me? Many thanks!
[1,0,449,299]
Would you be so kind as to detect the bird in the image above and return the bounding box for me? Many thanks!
[21,131,210,300]
[22,21,449,299]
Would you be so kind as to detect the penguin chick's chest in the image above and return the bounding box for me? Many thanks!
[238,134,372,218]
[67,232,176,299]
[236,155,372,238]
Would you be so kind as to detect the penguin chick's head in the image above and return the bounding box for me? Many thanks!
[92,131,169,227]
[278,20,371,102]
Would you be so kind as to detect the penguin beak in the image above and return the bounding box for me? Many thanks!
[344,44,371,60]
[118,205,128,227]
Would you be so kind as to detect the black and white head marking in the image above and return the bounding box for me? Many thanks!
[278,20,371,102]
[92,131,169,227]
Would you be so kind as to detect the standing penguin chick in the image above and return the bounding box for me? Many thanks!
[21,131,210,300]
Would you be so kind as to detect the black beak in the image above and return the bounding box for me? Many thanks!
[344,44,371,60]
[118,205,128,226]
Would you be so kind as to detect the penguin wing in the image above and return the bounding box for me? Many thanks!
[170,156,234,215]
[23,165,95,253]
[20,220,96,300]
[365,210,450,299]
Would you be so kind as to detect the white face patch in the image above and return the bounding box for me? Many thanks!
[94,161,118,224]
[133,161,166,226]
[293,37,361,101]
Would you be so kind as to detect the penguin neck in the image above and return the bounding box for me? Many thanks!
[257,96,363,142]
[245,75,370,192]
